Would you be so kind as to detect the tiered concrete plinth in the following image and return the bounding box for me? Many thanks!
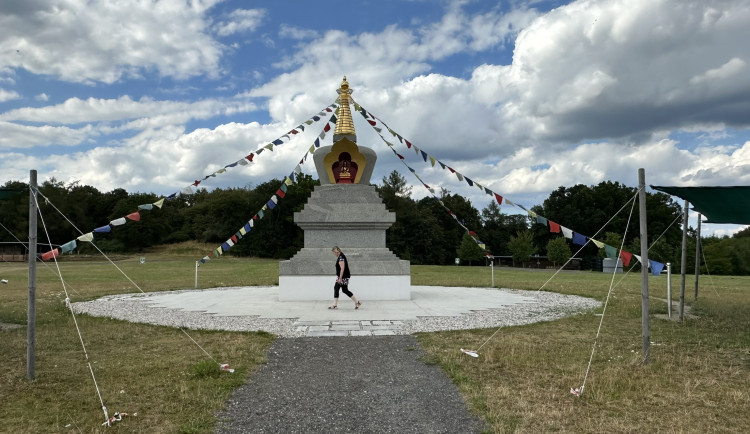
[279,184,410,301]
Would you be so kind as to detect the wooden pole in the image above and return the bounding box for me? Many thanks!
[679,200,689,322]
[694,215,701,300]
[27,170,37,380]
[638,169,650,364]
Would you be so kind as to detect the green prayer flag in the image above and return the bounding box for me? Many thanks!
[604,245,617,259]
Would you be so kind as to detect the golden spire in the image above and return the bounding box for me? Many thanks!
[334,76,356,142]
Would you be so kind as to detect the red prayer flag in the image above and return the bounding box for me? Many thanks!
[494,193,503,206]
[447,166,455,173]
[231,235,238,243]
[126,212,141,221]
[620,250,633,266]
[41,248,60,261]
[290,129,298,135]
[368,119,376,126]
[397,153,405,160]
[324,123,331,132]
[276,189,286,198]
[246,153,254,162]
[252,214,259,220]
[326,107,332,112]
[192,180,200,186]
[405,140,412,148]
[548,221,561,233]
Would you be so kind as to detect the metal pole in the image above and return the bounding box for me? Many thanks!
[666,263,672,319]
[490,260,494,287]
[679,200,689,322]
[638,168,650,364]
[195,261,199,289]
[27,170,38,380]
[694,216,701,300]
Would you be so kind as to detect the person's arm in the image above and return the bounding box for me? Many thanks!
[337,258,345,281]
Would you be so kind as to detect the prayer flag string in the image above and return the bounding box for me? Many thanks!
[197,110,338,264]
[351,98,667,274]
[39,103,338,260]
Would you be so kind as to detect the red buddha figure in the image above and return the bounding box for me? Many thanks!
[332,152,358,184]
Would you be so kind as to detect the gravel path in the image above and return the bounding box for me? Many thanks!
[215,336,486,434]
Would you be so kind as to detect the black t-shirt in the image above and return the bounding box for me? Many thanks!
[335,253,351,279]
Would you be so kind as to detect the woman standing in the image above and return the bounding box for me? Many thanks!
[329,246,362,309]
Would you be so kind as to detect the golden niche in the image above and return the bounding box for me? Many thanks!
[324,137,367,184]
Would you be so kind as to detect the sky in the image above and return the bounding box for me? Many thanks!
[1,0,749,238]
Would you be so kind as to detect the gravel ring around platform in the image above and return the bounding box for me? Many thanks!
[72,288,600,338]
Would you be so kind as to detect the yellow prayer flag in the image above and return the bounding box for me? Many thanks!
[152,198,165,208]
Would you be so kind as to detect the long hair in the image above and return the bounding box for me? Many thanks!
[332,246,342,255]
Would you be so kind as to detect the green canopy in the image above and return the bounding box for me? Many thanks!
[0,188,25,201]
[651,185,750,224]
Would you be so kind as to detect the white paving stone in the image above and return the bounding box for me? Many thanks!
[72,285,601,338]
[350,330,373,337]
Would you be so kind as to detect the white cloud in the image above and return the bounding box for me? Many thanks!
[0,95,257,125]
[35,93,49,102]
[215,8,266,37]
[690,57,746,85]
[0,0,224,84]
[1,119,322,194]
[0,88,20,102]
[279,24,320,40]
[0,121,94,149]
[488,0,750,143]
[4,0,750,212]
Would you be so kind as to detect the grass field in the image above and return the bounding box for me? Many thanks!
[1,244,749,433]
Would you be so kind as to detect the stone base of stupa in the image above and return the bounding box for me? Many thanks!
[279,184,411,301]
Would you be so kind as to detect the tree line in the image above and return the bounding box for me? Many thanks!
[1,173,748,274]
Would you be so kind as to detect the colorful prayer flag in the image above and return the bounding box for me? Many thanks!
[649,260,665,276]
[548,221,561,233]
[620,250,633,266]
[572,232,587,246]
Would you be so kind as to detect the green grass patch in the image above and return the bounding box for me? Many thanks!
[0,247,276,433]
[2,249,749,433]
[415,266,750,433]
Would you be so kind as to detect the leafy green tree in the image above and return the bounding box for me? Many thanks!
[480,200,528,256]
[546,237,571,267]
[539,181,682,268]
[508,230,536,267]
[701,235,750,275]
[457,232,484,266]
[376,170,412,200]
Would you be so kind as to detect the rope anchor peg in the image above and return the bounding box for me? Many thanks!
[460,348,479,358]
[102,411,136,426]
[570,386,583,397]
